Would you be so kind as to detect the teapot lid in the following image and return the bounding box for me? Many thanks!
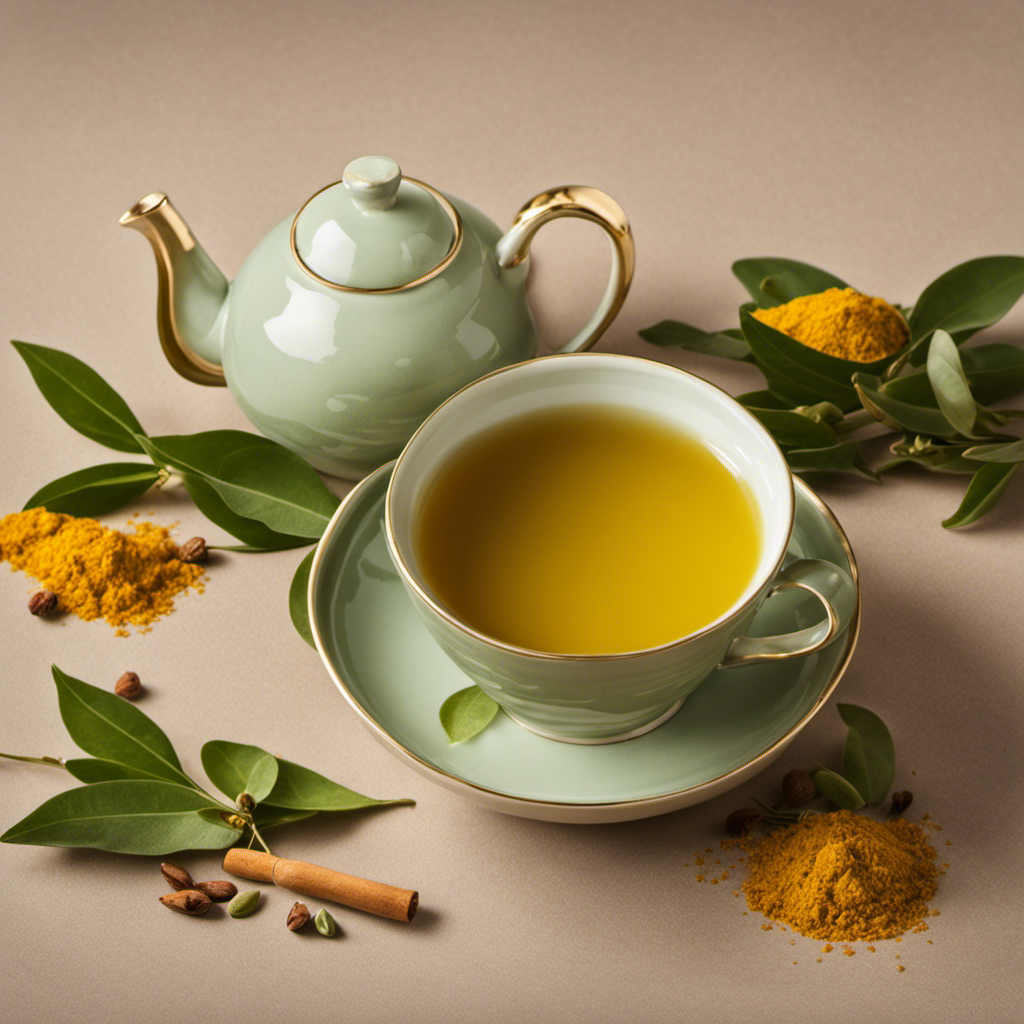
[290,156,462,292]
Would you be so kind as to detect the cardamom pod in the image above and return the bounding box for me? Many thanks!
[314,908,337,937]
[195,880,238,902]
[228,889,262,918]
[286,902,310,931]
[159,890,212,915]
[160,861,195,891]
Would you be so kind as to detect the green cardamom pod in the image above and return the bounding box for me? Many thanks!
[228,889,262,919]
[314,908,337,937]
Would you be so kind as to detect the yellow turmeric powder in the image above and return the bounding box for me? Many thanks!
[752,287,908,362]
[0,508,204,635]
[742,810,938,942]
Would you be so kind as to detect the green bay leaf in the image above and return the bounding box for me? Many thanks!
[209,445,339,539]
[23,462,161,517]
[52,666,194,788]
[440,686,500,744]
[836,704,895,805]
[963,437,1024,463]
[731,258,849,308]
[180,473,313,550]
[744,407,837,449]
[785,440,877,479]
[855,373,958,437]
[638,320,753,360]
[290,549,316,648]
[811,767,865,810]
[264,758,414,813]
[908,255,1024,351]
[251,806,318,830]
[943,462,1021,528]
[0,780,238,855]
[11,341,147,453]
[926,330,978,437]
[740,312,862,410]
[139,432,321,549]
[200,740,279,803]
[64,757,171,784]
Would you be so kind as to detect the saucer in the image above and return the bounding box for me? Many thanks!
[309,464,860,823]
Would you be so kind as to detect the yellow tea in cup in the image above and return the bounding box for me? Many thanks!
[414,404,761,654]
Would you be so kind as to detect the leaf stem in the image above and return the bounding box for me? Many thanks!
[0,751,67,769]
[244,816,273,855]
[836,410,876,434]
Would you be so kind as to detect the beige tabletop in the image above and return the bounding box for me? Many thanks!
[2,1,1023,1021]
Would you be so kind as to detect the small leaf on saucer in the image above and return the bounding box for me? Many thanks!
[440,686,500,744]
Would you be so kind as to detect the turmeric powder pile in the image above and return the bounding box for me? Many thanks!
[752,287,908,362]
[0,508,204,635]
[742,810,938,942]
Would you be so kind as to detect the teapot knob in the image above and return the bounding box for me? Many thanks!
[343,156,402,211]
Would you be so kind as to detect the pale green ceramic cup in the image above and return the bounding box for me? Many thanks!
[385,354,858,744]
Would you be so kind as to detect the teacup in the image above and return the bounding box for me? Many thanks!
[385,353,857,743]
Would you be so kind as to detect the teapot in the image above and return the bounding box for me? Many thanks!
[121,156,634,479]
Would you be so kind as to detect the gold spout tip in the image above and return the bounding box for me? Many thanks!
[120,192,167,226]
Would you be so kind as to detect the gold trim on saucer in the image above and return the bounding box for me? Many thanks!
[289,177,463,293]
[307,461,860,816]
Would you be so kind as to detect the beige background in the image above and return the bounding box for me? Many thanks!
[2,0,1023,1021]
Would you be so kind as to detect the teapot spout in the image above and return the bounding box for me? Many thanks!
[120,193,229,386]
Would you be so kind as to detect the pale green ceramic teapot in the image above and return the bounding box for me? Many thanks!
[121,156,634,479]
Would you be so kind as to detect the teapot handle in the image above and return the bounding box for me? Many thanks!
[496,186,634,353]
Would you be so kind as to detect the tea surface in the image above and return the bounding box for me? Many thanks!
[415,405,761,654]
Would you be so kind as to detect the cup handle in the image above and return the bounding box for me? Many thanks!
[495,186,635,353]
[718,558,858,669]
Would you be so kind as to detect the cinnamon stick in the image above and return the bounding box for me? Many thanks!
[222,849,418,922]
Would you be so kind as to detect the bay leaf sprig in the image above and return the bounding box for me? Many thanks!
[727,703,898,834]
[641,255,1024,527]
[10,341,340,550]
[11,340,341,646]
[0,666,413,856]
